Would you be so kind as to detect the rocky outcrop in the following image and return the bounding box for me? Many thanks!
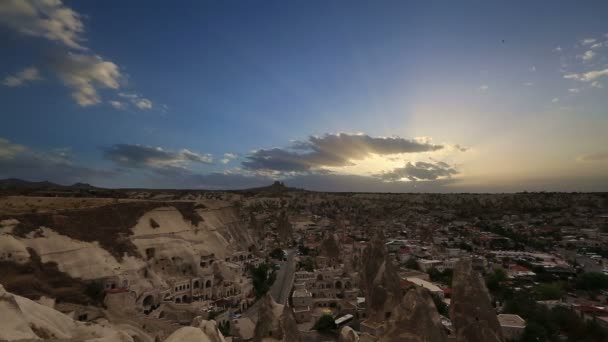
[280,307,301,342]
[249,211,265,245]
[450,258,503,342]
[253,293,284,341]
[338,326,360,342]
[0,284,136,341]
[359,233,402,323]
[276,211,294,246]
[319,233,341,261]
[163,326,218,342]
[190,317,226,342]
[380,287,448,342]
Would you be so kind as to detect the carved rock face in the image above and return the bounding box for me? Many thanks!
[450,258,503,342]
[380,287,448,342]
[253,293,284,342]
[360,233,402,323]
[280,307,302,342]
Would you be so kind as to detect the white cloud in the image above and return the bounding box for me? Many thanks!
[3,66,42,87]
[118,93,154,110]
[590,42,603,49]
[581,38,597,46]
[551,97,559,103]
[53,53,121,106]
[524,82,534,86]
[135,98,152,110]
[564,68,608,82]
[582,50,596,61]
[479,85,489,91]
[0,0,85,49]
[568,88,580,93]
[109,100,126,109]
[0,1,155,110]
[221,153,237,164]
[591,81,604,88]
[553,46,562,52]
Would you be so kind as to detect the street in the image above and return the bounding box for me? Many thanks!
[270,249,296,305]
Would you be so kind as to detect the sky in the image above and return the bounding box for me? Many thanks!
[1,0,608,192]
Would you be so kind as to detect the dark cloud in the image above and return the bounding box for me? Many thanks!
[243,133,443,173]
[103,144,212,169]
[376,160,458,181]
[0,138,116,185]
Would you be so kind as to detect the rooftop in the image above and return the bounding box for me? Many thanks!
[292,288,312,298]
[497,314,526,328]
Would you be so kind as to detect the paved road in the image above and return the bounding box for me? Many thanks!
[242,249,296,319]
[270,249,296,305]
[557,248,604,273]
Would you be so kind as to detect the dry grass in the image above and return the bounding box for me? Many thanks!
[0,196,139,215]
[3,200,204,260]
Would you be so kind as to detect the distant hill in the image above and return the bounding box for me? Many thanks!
[0,178,64,190]
[232,181,305,195]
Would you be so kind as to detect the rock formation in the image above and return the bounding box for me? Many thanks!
[0,284,136,341]
[276,211,294,247]
[359,232,402,323]
[450,258,503,342]
[249,211,265,245]
[253,293,284,341]
[338,326,360,342]
[319,232,341,261]
[189,317,226,342]
[280,307,302,342]
[163,325,223,342]
[380,287,448,342]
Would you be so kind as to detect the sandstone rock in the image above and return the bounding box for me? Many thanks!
[338,326,360,342]
[380,287,448,342]
[359,233,402,323]
[0,284,136,341]
[163,326,215,342]
[276,211,293,247]
[253,293,284,341]
[319,233,341,261]
[191,317,226,342]
[280,307,302,342]
[450,258,503,342]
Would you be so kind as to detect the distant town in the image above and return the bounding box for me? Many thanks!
[0,180,607,341]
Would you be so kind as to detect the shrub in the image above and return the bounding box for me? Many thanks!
[313,314,336,332]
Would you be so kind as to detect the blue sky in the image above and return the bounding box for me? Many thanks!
[1,0,608,191]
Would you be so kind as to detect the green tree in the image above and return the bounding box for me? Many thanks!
[84,281,105,305]
[431,293,448,316]
[298,257,315,272]
[535,283,564,300]
[576,272,608,291]
[405,257,419,270]
[269,248,285,260]
[250,263,276,298]
[313,314,336,332]
[485,268,507,292]
[521,321,549,342]
[218,321,231,336]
